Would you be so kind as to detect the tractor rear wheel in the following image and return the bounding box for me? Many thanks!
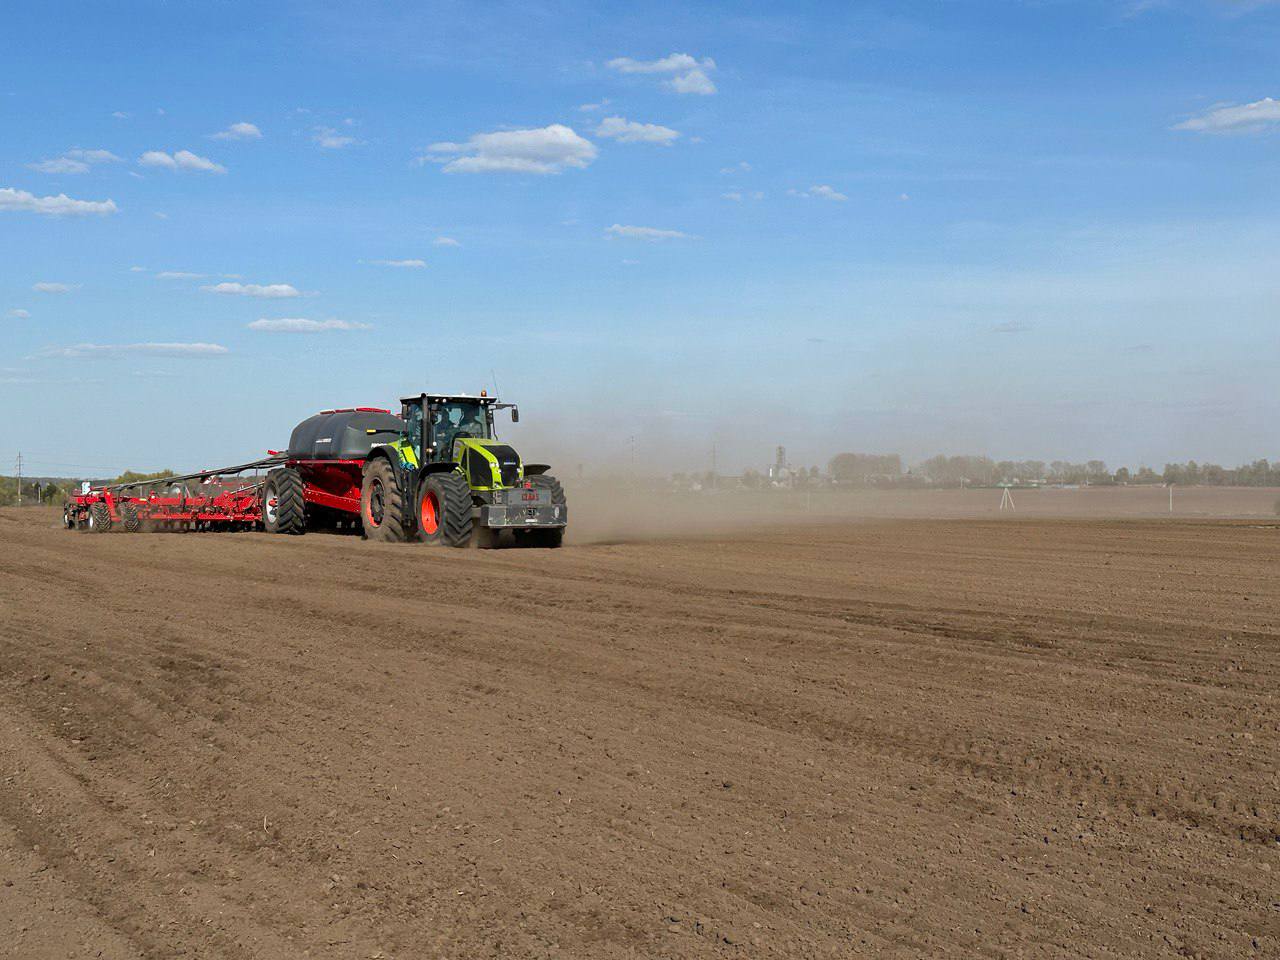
[361,458,406,542]
[418,472,473,547]
[263,468,305,535]
[88,501,112,533]
[120,502,143,533]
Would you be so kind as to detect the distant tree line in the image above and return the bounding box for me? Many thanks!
[821,453,1280,488]
[1157,460,1280,486]
[829,453,903,484]
[0,477,64,506]
[0,468,176,507]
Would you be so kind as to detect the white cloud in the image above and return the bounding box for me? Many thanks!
[211,121,262,141]
[138,150,226,173]
[33,282,76,293]
[67,149,122,164]
[594,116,680,145]
[129,265,147,272]
[201,281,301,298]
[111,111,130,119]
[8,309,30,319]
[609,53,700,74]
[578,99,611,112]
[670,69,716,96]
[42,342,229,358]
[138,151,176,169]
[1174,97,1280,133]
[605,224,694,241]
[29,157,90,174]
[155,271,206,280]
[363,258,426,268]
[791,184,848,201]
[31,149,121,173]
[722,192,743,201]
[719,161,751,175]
[606,53,717,95]
[433,236,460,247]
[426,124,597,174]
[247,318,370,333]
[0,187,118,216]
[313,126,357,149]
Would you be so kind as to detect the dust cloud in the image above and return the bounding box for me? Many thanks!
[561,482,1280,545]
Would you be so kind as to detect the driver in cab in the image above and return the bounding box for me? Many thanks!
[435,405,486,456]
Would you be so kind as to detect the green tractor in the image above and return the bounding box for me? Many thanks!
[279,392,567,547]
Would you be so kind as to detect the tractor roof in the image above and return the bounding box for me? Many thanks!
[401,392,499,404]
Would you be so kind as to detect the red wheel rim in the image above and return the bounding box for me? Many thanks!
[420,490,440,535]
[366,479,384,527]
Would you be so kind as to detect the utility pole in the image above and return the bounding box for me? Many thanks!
[15,452,21,507]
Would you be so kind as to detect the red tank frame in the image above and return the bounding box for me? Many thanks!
[64,407,400,532]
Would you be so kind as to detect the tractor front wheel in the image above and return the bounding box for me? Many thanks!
[361,458,406,542]
[418,472,473,547]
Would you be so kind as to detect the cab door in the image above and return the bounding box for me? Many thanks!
[402,400,427,462]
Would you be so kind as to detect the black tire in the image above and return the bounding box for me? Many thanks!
[361,458,407,542]
[417,471,474,547]
[88,501,112,533]
[120,502,143,533]
[524,473,566,548]
[263,468,305,535]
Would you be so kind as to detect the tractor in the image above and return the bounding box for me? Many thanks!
[262,391,567,547]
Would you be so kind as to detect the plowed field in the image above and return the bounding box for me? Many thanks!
[1,507,1275,958]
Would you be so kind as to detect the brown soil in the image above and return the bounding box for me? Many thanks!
[0,506,1275,958]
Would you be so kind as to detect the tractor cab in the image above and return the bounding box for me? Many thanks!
[399,392,518,465]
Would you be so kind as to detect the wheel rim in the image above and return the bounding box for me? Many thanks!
[368,479,384,526]
[420,490,440,535]
[265,495,278,524]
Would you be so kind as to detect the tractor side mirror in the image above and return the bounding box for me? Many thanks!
[510,405,520,423]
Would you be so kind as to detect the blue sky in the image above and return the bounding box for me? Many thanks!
[3,0,1279,477]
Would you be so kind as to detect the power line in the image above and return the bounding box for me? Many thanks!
[0,453,134,473]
